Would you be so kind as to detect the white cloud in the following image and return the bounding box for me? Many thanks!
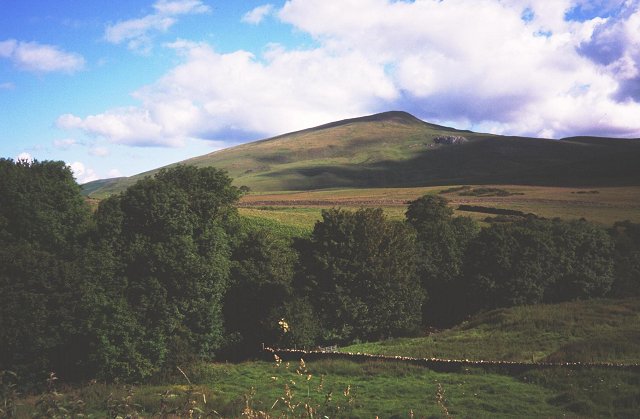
[105,0,210,53]
[277,0,640,138]
[62,0,640,146]
[53,138,77,149]
[242,4,274,24]
[56,114,83,129]
[0,39,84,73]
[59,41,396,146]
[16,152,33,162]
[0,39,16,57]
[57,107,175,146]
[69,161,99,184]
[105,15,175,53]
[0,82,14,90]
[89,146,110,157]
[153,0,210,15]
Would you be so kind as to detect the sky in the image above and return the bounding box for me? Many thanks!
[1,0,639,184]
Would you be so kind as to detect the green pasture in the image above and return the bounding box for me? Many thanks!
[11,358,639,418]
[342,298,640,364]
[9,299,640,418]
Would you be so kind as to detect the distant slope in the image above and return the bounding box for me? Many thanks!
[82,111,640,198]
[80,177,127,196]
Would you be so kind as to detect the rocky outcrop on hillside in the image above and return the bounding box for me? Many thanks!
[434,135,468,145]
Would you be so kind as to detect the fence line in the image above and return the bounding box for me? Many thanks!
[263,346,640,374]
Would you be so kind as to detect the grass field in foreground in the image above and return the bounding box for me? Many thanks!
[342,298,640,364]
[11,359,640,418]
[239,185,640,232]
[11,299,640,417]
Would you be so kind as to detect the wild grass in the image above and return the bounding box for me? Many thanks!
[11,359,639,418]
[342,298,640,364]
[7,359,587,418]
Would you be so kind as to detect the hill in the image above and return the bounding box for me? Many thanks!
[82,111,640,198]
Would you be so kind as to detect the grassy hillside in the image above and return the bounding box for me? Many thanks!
[342,298,640,364]
[7,359,589,418]
[82,111,640,198]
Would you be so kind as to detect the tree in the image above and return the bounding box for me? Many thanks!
[223,228,299,356]
[545,219,614,301]
[463,219,557,310]
[405,195,453,225]
[300,208,422,343]
[0,158,89,254]
[91,165,241,375]
[609,221,640,297]
[463,218,615,312]
[0,159,91,383]
[406,195,479,326]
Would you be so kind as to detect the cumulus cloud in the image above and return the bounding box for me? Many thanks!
[242,4,274,24]
[577,2,640,102]
[69,161,98,184]
[62,0,640,146]
[105,0,210,53]
[57,107,174,146]
[58,41,396,146]
[0,39,84,73]
[16,152,33,162]
[277,0,640,138]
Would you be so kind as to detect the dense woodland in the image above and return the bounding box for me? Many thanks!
[1,158,639,388]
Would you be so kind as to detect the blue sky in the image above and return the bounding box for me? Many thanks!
[1,0,639,183]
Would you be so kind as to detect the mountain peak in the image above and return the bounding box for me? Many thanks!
[308,110,424,131]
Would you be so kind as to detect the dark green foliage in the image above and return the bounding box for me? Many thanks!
[609,221,640,297]
[463,218,614,311]
[0,158,89,255]
[457,205,533,217]
[91,165,241,378]
[0,159,91,384]
[457,187,523,197]
[545,219,614,302]
[223,228,300,356]
[300,208,423,343]
[406,195,479,326]
[278,298,321,348]
[465,220,557,308]
[405,195,453,224]
[0,162,244,384]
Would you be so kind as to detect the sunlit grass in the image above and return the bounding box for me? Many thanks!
[342,299,640,364]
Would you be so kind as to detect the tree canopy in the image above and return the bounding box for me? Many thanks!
[300,208,423,343]
[463,218,614,311]
[91,165,241,377]
[406,195,479,326]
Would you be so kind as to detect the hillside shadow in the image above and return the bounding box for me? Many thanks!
[260,136,640,190]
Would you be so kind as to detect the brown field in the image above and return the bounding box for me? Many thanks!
[239,185,640,228]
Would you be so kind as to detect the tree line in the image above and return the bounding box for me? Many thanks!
[1,159,638,387]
